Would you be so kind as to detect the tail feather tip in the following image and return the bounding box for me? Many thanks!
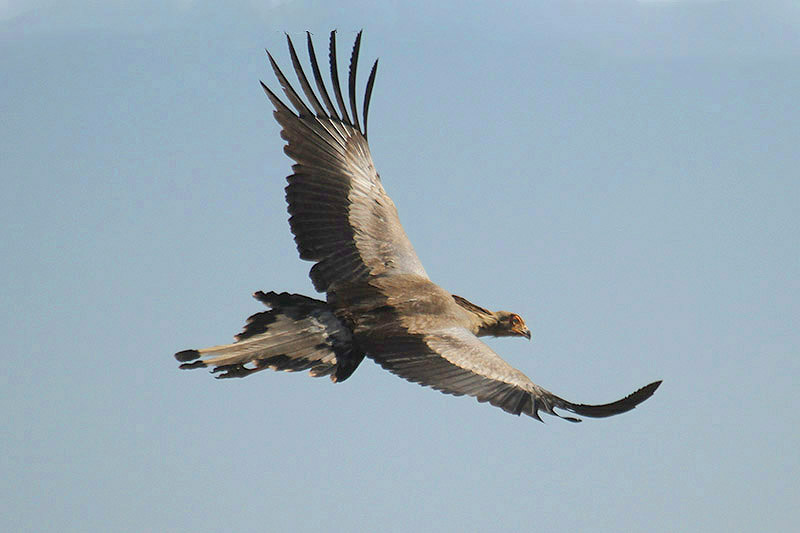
[179,360,207,370]
[175,349,200,362]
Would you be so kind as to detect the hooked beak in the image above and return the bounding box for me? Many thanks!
[520,327,531,341]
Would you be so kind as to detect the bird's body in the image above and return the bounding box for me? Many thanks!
[176,31,661,422]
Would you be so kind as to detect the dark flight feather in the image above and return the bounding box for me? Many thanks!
[348,30,362,132]
[328,30,351,126]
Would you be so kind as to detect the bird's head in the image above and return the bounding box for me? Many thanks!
[493,311,532,340]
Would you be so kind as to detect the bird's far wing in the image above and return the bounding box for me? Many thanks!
[262,31,428,293]
[367,326,661,422]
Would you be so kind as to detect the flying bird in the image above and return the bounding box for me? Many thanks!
[175,31,661,422]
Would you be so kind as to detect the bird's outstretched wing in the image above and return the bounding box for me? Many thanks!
[365,325,661,422]
[262,31,428,293]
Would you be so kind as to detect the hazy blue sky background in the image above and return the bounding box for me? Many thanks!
[2,1,798,531]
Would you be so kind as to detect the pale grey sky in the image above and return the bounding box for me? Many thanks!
[2,1,798,531]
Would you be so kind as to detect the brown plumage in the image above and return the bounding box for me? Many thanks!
[175,31,661,422]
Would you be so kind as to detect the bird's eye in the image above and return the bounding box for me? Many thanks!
[510,314,521,326]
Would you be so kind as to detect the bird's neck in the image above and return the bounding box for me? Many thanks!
[474,314,505,337]
[452,294,501,337]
